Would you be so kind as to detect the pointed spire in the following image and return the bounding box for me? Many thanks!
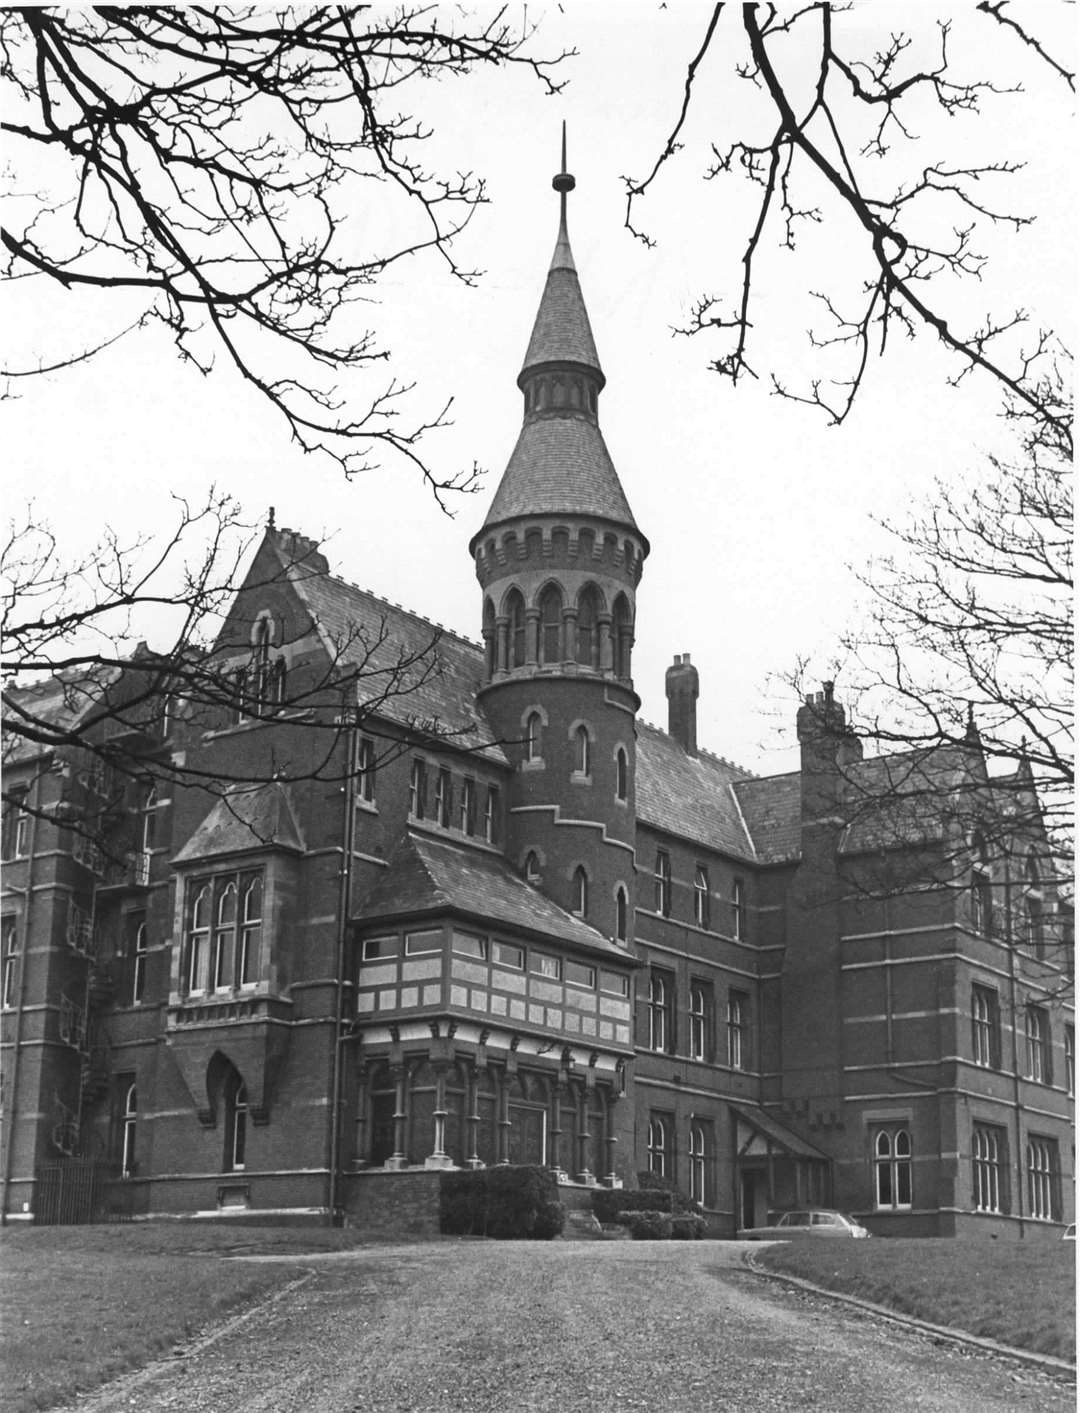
[964,701,981,748]
[550,121,577,274]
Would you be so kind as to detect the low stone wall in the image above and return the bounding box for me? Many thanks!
[342,1169,443,1240]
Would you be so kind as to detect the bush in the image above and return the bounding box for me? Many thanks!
[670,1214,707,1240]
[622,1210,673,1240]
[592,1187,687,1224]
[439,1166,563,1240]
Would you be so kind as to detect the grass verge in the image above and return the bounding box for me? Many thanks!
[0,1223,370,1413]
[754,1237,1076,1360]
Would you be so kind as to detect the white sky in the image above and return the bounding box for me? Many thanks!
[3,2,1075,777]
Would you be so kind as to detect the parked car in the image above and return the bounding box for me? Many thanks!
[738,1208,871,1240]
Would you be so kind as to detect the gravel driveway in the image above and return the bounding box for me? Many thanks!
[54,1241,1072,1412]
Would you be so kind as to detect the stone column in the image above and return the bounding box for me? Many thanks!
[425,1064,454,1169]
[575,1082,593,1185]
[352,1062,371,1170]
[495,617,509,675]
[496,1070,511,1165]
[550,1074,566,1180]
[562,608,577,666]
[603,1088,619,1187]
[598,615,613,673]
[385,1064,409,1170]
[525,608,540,666]
[466,1062,483,1169]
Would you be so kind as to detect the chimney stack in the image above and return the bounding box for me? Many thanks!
[666,653,699,756]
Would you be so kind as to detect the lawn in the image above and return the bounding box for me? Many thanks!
[754,1237,1076,1360]
[0,1222,370,1413]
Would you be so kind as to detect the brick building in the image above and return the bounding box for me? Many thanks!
[2,154,1073,1237]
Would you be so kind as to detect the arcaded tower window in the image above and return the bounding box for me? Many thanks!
[506,589,526,669]
[576,584,600,668]
[538,584,563,665]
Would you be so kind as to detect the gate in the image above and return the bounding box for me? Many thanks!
[34,1160,125,1224]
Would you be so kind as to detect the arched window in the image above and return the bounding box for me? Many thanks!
[648,973,669,1051]
[874,1127,912,1209]
[525,711,543,763]
[524,851,541,886]
[970,835,991,935]
[694,866,710,929]
[572,866,588,918]
[506,589,526,669]
[615,885,628,943]
[188,884,211,994]
[731,879,746,940]
[1025,849,1044,957]
[689,1122,708,1206]
[139,785,157,855]
[654,851,671,917]
[252,616,273,705]
[538,584,563,665]
[132,922,148,1005]
[224,1076,247,1173]
[121,1083,137,1179]
[573,725,591,776]
[576,585,601,668]
[612,594,632,679]
[213,881,237,992]
[615,747,628,802]
[647,1115,669,1178]
[239,875,262,987]
[482,599,496,678]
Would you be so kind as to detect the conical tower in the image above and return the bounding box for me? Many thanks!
[470,131,648,945]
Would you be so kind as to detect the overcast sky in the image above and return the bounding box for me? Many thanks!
[4,2,1075,777]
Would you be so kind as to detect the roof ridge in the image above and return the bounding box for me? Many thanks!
[638,718,757,778]
[323,571,483,653]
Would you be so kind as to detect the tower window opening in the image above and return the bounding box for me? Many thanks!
[615,747,628,802]
[573,725,591,776]
[507,590,526,669]
[539,585,563,665]
[573,866,588,918]
[525,712,543,763]
[576,585,600,668]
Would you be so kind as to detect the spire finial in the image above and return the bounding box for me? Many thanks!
[268,505,276,531]
[552,120,575,230]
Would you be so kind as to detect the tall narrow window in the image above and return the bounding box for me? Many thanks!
[188,884,211,994]
[507,590,526,669]
[970,984,1000,1068]
[654,850,671,917]
[483,786,498,844]
[252,617,273,706]
[409,759,427,819]
[131,920,148,1005]
[356,736,376,804]
[576,585,600,667]
[873,1128,912,1209]
[1066,1025,1075,1097]
[970,837,991,934]
[693,866,710,929]
[482,599,496,678]
[213,881,237,992]
[238,875,262,988]
[524,712,543,763]
[2,787,29,860]
[727,991,749,1070]
[1025,850,1045,957]
[689,1122,709,1206]
[524,851,541,886]
[1,916,18,1009]
[139,785,157,856]
[538,584,563,665]
[434,768,453,828]
[731,879,746,940]
[615,747,628,802]
[647,1115,670,1179]
[689,981,711,1062]
[460,777,476,836]
[121,1083,137,1179]
[972,1124,1005,1213]
[648,971,673,1052]
[1025,1005,1051,1083]
[572,866,588,918]
[225,1077,247,1173]
[573,725,591,777]
[612,594,632,679]
[1026,1137,1059,1220]
[614,885,628,943]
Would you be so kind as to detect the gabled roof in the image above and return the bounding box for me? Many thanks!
[284,569,507,765]
[636,723,757,861]
[731,1103,830,1161]
[732,772,802,865]
[358,830,630,960]
[480,418,639,532]
[172,783,305,864]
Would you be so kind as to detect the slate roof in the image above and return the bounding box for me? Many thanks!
[286,569,506,764]
[359,830,629,960]
[4,667,121,764]
[636,723,757,862]
[519,224,603,380]
[480,417,639,533]
[837,746,974,854]
[732,772,802,864]
[173,782,305,864]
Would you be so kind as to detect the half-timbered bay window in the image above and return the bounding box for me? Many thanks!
[186,872,262,995]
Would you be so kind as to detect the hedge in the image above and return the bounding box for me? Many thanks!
[592,1186,696,1224]
[439,1165,565,1239]
[618,1210,673,1240]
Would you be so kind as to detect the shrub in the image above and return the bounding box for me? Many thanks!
[439,1166,563,1240]
[670,1214,707,1240]
[623,1210,673,1240]
[592,1187,686,1223]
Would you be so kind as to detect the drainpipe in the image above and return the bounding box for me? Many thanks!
[1004,862,1026,1238]
[327,721,358,1226]
[1,767,43,1222]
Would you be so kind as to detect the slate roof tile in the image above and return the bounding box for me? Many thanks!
[520,263,602,378]
[636,723,757,861]
[173,782,305,863]
[359,830,629,960]
[732,772,802,865]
